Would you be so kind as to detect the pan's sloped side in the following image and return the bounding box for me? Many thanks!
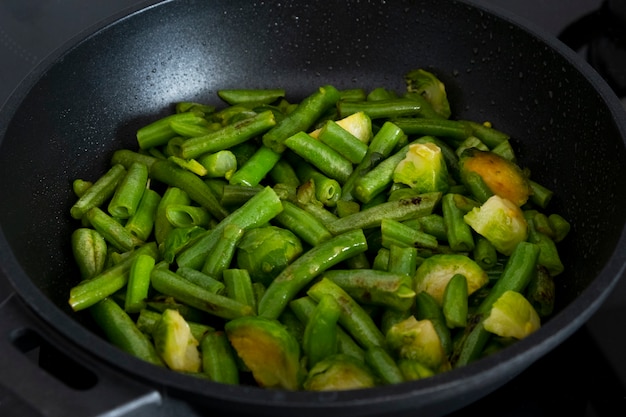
[0,0,625,416]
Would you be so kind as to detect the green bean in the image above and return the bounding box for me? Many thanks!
[380,218,439,250]
[137,111,204,149]
[162,226,206,264]
[176,186,283,270]
[176,266,225,294]
[258,229,368,320]
[354,143,410,204]
[461,120,509,148]
[273,200,332,247]
[341,121,406,201]
[289,296,365,362]
[262,85,341,153]
[337,97,440,120]
[223,269,257,314]
[525,215,564,277]
[491,139,517,161]
[326,192,442,235]
[71,228,108,280]
[391,118,473,142]
[124,253,156,313]
[176,102,216,115]
[218,89,285,105]
[165,204,212,228]
[525,266,555,317]
[387,245,418,277]
[548,213,571,242]
[169,118,213,138]
[201,331,240,384]
[154,187,190,245]
[111,149,159,170]
[70,164,127,220]
[150,159,229,221]
[68,242,159,311]
[307,277,386,349]
[197,150,238,180]
[365,346,404,385]
[414,292,452,356]
[178,110,276,159]
[90,298,165,366]
[228,145,281,187]
[293,159,342,207]
[303,295,341,367]
[414,214,447,241]
[473,236,498,270]
[318,119,368,164]
[268,158,301,187]
[85,207,141,252]
[442,193,475,252]
[442,274,468,328]
[201,224,245,280]
[150,268,254,320]
[322,269,416,311]
[219,184,264,207]
[125,189,161,241]
[284,131,353,184]
[528,180,554,209]
[72,179,93,197]
[372,248,390,271]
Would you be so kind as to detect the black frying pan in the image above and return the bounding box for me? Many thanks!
[1,0,625,416]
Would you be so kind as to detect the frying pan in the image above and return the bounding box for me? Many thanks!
[1,0,625,416]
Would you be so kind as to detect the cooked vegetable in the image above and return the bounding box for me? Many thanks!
[463,195,528,256]
[225,316,301,390]
[459,148,531,206]
[483,290,541,339]
[414,254,488,305]
[67,70,571,391]
[303,354,377,391]
[153,308,201,372]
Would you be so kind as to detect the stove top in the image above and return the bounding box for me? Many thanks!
[1,1,625,416]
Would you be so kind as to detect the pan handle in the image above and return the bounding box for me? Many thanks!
[0,287,162,417]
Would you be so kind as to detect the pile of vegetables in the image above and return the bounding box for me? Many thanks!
[67,69,569,390]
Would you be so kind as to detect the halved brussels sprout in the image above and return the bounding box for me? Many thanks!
[386,316,447,371]
[393,142,450,193]
[483,290,541,339]
[153,309,201,372]
[303,354,377,391]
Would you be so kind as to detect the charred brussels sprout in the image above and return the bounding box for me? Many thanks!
[303,354,377,391]
[414,254,488,305]
[459,148,531,206]
[404,69,451,119]
[225,316,302,390]
[392,142,450,193]
[483,290,541,339]
[463,195,528,256]
[153,309,201,372]
[236,226,303,286]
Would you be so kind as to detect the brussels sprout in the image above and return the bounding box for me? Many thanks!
[463,195,528,256]
[303,354,377,391]
[392,142,450,193]
[153,309,201,372]
[397,358,436,381]
[404,69,452,119]
[236,226,303,286]
[225,316,302,390]
[385,316,447,371]
[459,148,531,206]
[414,254,488,305]
[483,290,541,339]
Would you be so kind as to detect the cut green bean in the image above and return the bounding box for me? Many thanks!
[85,207,141,252]
[338,97,441,119]
[365,346,404,385]
[165,204,212,228]
[124,253,156,313]
[303,295,341,367]
[71,228,108,280]
[284,131,353,184]
[70,164,127,220]
[327,192,442,235]
[111,149,160,170]
[380,218,439,250]
[307,277,386,349]
[268,158,301,187]
[125,189,161,241]
[198,150,238,180]
[273,200,332,247]
[293,158,342,207]
[90,298,165,366]
[68,243,159,311]
[387,245,418,277]
[150,159,229,221]
[176,266,225,294]
[137,111,204,149]
[150,268,254,320]
[201,224,244,279]
[223,269,257,314]
[228,145,281,187]
[218,89,285,105]
[263,85,341,153]
[354,142,410,204]
[178,110,276,159]
[201,331,240,384]
[154,187,190,245]
[442,193,475,252]
[318,120,368,164]
[442,274,468,328]
[258,229,368,320]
